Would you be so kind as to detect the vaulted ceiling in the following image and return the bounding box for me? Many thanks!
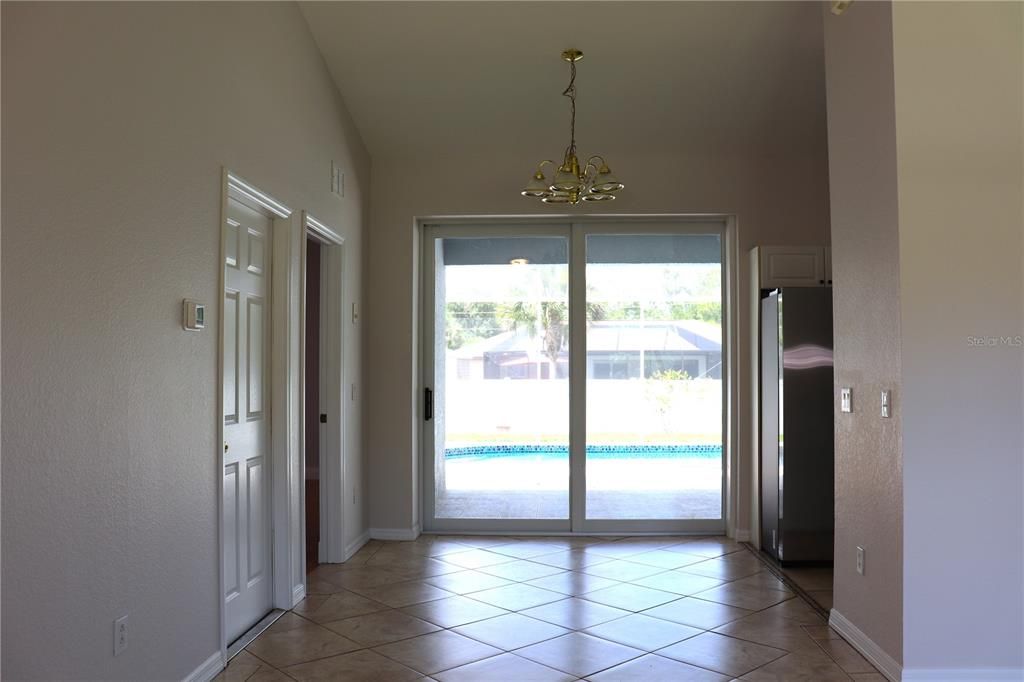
[300,2,828,161]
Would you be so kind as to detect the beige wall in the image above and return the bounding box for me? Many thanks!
[822,0,904,664]
[893,1,1023,672]
[824,0,1024,672]
[1,3,369,679]
[366,148,832,534]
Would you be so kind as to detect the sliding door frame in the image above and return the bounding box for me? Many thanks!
[421,222,572,534]
[420,216,734,536]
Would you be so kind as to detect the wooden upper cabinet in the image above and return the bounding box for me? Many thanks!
[756,246,830,288]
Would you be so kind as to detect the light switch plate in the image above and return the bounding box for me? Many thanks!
[840,387,852,413]
[881,389,891,418]
[183,299,205,331]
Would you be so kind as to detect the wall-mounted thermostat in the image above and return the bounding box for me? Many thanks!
[183,299,205,331]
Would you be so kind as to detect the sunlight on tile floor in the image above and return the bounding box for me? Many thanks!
[218,536,882,682]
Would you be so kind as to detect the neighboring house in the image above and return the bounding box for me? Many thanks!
[452,320,722,380]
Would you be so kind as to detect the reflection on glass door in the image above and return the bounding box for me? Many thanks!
[428,234,570,521]
[585,234,724,520]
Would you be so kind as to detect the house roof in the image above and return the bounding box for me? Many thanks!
[453,320,721,358]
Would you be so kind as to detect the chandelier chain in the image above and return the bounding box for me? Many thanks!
[563,58,577,160]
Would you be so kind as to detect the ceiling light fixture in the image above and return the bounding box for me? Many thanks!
[521,49,624,205]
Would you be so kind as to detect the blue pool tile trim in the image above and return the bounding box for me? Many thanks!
[444,444,722,460]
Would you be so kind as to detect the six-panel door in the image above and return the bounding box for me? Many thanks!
[223,198,273,644]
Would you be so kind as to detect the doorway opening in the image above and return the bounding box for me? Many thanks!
[304,237,323,574]
[421,219,732,534]
[301,213,347,572]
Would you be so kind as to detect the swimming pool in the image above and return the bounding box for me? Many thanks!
[445,444,722,460]
[436,443,723,519]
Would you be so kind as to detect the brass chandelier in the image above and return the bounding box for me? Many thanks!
[521,49,624,204]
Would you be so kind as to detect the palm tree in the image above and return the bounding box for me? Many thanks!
[497,300,605,379]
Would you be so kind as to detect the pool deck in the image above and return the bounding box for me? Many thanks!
[435,455,723,520]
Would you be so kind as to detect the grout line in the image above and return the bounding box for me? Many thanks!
[273,537,847,677]
[740,542,831,620]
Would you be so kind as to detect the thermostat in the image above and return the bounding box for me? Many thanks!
[183,299,205,331]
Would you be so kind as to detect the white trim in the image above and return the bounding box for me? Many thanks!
[829,608,902,682]
[732,529,751,542]
[569,224,586,531]
[227,173,292,219]
[182,651,224,682]
[902,669,1024,681]
[291,583,306,607]
[748,246,762,550]
[344,530,371,560]
[305,213,344,246]
[269,211,302,612]
[420,530,721,537]
[724,218,740,540]
[370,527,422,541]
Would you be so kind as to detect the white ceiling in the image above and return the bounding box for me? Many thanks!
[299,2,828,161]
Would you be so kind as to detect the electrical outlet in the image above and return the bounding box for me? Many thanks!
[856,546,865,575]
[114,615,128,656]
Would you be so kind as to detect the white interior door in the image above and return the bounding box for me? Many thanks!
[223,198,273,644]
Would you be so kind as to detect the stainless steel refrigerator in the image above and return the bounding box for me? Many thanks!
[760,288,834,564]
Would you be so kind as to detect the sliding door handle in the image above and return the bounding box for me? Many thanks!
[424,387,433,421]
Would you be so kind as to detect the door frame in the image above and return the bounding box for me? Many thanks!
[301,213,347,566]
[418,215,739,536]
[421,222,572,535]
[218,170,302,658]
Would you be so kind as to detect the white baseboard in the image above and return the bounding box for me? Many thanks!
[369,527,421,541]
[344,530,371,560]
[902,668,1024,681]
[829,608,902,682]
[291,582,305,607]
[182,651,224,682]
[733,529,752,542]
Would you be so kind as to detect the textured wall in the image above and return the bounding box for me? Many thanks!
[822,1,904,664]
[893,1,1024,671]
[365,147,832,535]
[1,3,369,679]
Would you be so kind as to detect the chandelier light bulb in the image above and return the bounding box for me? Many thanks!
[520,49,623,206]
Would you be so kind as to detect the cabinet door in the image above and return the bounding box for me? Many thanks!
[824,247,832,286]
[759,246,826,288]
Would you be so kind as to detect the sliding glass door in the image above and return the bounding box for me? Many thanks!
[423,221,726,533]
[582,232,723,529]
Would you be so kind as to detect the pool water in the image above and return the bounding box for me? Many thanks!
[436,443,724,519]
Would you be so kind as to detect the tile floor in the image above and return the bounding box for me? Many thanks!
[218,536,882,681]
[774,564,834,612]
